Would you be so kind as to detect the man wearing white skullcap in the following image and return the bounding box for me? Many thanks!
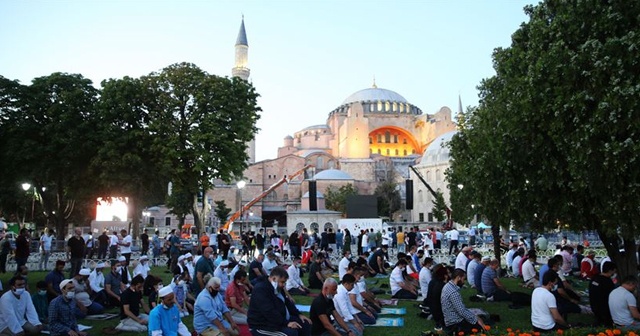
[48,279,86,336]
[133,255,151,279]
[184,253,196,282]
[89,262,107,306]
[148,286,191,336]
[214,260,231,292]
[71,269,104,317]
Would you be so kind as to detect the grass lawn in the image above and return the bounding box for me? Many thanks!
[0,266,617,336]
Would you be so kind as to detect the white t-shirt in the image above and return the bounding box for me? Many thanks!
[286,265,303,290]
[110,234,119,246]
[454,252,468,270]
[361,234,368,247]
[466,260,479,287]
[609,286,637,326]
[338,257,350,280]
[389,266,405,295]
[512,255,523,276]
[531,287,557,330]
[449,229,459,240]
[522,259,537,282]
[333,285,356,321]
[120,235,132,254]
[40,235,53,251]
[419,267,432,298]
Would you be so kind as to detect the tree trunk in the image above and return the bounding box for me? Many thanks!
[491,222,501,264]
[598,229,638,279]
[130,197,140,239]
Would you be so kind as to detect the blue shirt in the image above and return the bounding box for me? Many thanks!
[481,267,498,296]
[412,254,422,272]
[45,271,65,295]
[474,264,486,293]
[539,264,549,286]
[193,290,229,333]
[148,304,181,336]
[48,296,78,336]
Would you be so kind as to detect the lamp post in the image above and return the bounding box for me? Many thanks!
[237,180,246,234]
[21,183,35,223]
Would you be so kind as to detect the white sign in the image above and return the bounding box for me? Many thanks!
[338,218,384,233]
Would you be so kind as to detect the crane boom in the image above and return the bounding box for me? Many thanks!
[222,165,313,231]
[409,165,453,229]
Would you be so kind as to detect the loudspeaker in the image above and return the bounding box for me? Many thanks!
[309,181,318,211]
[406,179,414,210]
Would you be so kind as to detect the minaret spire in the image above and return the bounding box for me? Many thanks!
[458,94,463,114]
[232,16,250,81]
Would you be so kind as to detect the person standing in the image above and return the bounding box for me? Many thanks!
[140,229,149,256]
[97,231,109,259]
[109,231,119,259]
[468,227,476,247]
[39,229,54,271]
[67,229,85,278]
[194,247,216,295]
[343,229,351,254]
[218,230,231,259]
[148,286,191,336]
[0,235,12,273]
[48,279,88,336]
[255,229,265,256]
[118,229,133,266]
[448,228,459,255]
[396,228,405,253]
[152,230,161,260]
[15,228,31,269]
[336,229,344,253]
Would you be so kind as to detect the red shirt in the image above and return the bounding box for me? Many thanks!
[225,281,247,308]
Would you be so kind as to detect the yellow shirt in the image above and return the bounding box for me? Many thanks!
[397,232,405,244]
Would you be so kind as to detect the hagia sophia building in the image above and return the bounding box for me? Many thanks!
[207,19,459,234]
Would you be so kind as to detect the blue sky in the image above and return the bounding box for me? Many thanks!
[0,1,534,162]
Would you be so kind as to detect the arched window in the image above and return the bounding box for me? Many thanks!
[395,149,399,156]
[377,134,382,143]
[377,149,381,154]
[400,104,404,113]
[418,190,423,202]
[394,135,398,143]
[403,149,407,156]
[385,101,390,111]
[392,102,397,112]
[377,101,382,111]
[310,222,319,233]
[316,156,324,169]
[426,171,431,181]
[369,104,374,112]
[403,138,407,144]
[328,160,335,169]
[436,169,441,181]
[369,137,372,144]
[296,223,306,232]
[385,131,391,143]
[324,222,333,230]
[386,149,390,155]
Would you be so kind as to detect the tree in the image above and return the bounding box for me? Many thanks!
[447,1,640,276]
[431,191,447,222]
[143,63,261,234]
[374,181,401,219]
[213,200,231,227]
[92,76,168,238]
[325,184,358,215]
[0,73,99,238]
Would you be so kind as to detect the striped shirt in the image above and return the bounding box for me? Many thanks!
[441,281,477,326]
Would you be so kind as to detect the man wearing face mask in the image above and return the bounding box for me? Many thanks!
[194,277,240,336]
[389,259,418,300]
[116,274,150,332]
[194,247,216,295]
[31,281,49,326]
[310,278,353,336]
[286,257,310,296]
[0,275,43,335]
[248,267,312,336]
[133,255,151,279]
[214,260,231,293]
[148,286,191,336]
[89,262,107,307]
[441,269,486,334]
[105,260,124,308]
[48,279,86,336]
[71,268,104,318]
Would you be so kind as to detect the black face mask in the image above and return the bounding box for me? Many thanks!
[209,288,219,298]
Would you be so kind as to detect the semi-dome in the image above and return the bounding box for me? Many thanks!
[313,169,353,180]
[419,131,457,165]
[342,87,408,105]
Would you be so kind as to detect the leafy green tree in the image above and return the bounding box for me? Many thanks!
[0,73,99,238]
[213,200,232,227]
[325,184,358,215]
[374,181,401,219]
[448,1,640,276]
[143,63,261,234]
[431,190,448,222]
[92,76,168,238]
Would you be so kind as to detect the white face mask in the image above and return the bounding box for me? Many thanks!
[13,288,25,296]
[157,284,163,290]
[178,280,185,286]
[399,267,406,272]
[270,280,279,294]
[65,291,75,299]
[326,294,334,300]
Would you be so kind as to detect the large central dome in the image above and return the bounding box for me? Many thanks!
[342,87,408,105]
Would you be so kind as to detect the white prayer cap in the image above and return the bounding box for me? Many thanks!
[96,262,106,268]
[220,260,230,267]
[59,279,73,291]
[185,253,193,259]
[140,255,149,260]
[79,269,90,276]
[158,286,174,298]
[178,255,186,262]
[117,256,126,262]
[239,260,248,267]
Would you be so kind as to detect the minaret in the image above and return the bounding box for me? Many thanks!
[232,17,250,80]
[232,17,255,163]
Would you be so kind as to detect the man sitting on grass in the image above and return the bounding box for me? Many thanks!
[389,259,418,300]
[441,269,486,334]
[531,271,570,332]
[609,276,640,331]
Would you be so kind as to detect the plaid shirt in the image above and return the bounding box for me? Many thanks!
[441,281,478,326]
[48,296,78,336]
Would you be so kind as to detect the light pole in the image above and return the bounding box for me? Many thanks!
[237,180,246,234]
[21,183,34,223]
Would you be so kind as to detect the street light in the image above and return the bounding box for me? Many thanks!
[457,184,464,190]
[21,182,35,223]
[21,183,31,191]
[237,180,246,234]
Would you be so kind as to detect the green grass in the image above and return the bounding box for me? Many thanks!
[0,267,603,335]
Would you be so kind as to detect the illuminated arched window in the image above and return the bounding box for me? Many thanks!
[377,134,382,143]
[369,104,374,112]
[385,101,390,111]
[403,149,407,155]
[403,138,407,144]
[395,149,399,156]
[385,131,391,143]
[394,135,398,143]
[392,102,397,112]
[386,149,390,155]
[400,104,404,113]
[377,101,382,111]
[377,149,381,154]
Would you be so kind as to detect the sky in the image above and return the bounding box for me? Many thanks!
[0,0,534,162]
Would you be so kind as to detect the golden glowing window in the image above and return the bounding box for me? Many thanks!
[392,102,397,112]
[385,101,390,111]
[394,135,398,143]
[377,101,382,111]
[377,134,382,143]
[403,138,407,144]
[386,149,390,155]
[395,149,399,155]
[377,149,381,154]
[400,104,404,113]
[403,149,407,155]
[385,131,391,143]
